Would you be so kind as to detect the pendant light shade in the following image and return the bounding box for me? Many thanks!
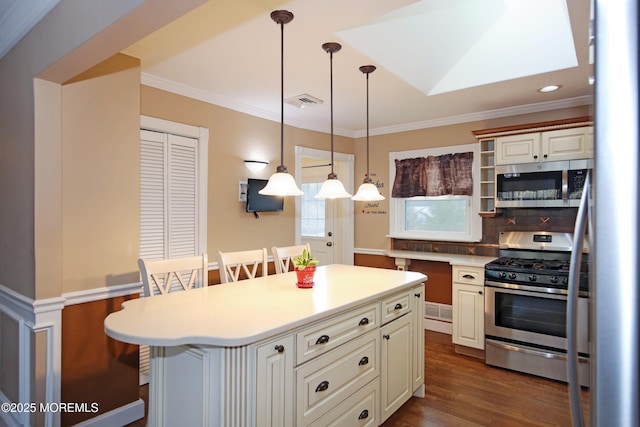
[352,65,384,201]
[260,10,303,196]
[315,42,352,199]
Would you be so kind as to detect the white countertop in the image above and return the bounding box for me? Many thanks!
[104,264,427,348]
[384,250,496,268]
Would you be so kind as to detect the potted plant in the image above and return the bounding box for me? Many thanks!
[292,248,319,288]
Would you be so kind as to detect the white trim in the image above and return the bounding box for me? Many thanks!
[424,318,453,335]
[73,399,145,427]
[141,73,593,138]
[62,282,143,306]
[353,248,387,256]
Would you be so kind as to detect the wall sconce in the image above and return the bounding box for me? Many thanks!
[244,160,269,172]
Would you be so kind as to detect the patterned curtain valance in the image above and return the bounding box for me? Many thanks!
[392,152,473,198]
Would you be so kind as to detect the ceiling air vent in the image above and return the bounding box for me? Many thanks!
[285,94,323,109]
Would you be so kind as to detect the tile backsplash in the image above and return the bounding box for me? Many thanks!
[392,207,578,257]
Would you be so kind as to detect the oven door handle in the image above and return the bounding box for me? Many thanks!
[486,339,590,363]
[567,171,590,427]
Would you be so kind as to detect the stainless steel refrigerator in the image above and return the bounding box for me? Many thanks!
[586,1,640,426]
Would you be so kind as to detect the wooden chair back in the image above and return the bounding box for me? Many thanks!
[216,248,268,283]
[138,254,208,297]
[271,244,311,274]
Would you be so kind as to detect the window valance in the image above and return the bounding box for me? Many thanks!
[391,152,474,198]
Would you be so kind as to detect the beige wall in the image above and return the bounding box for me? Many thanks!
[61,54,141,293]
[353,105,593,250]
[140,86,354,254]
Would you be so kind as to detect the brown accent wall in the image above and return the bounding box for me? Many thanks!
[61,295,140,426]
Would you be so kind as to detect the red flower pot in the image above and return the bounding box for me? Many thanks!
[295,266,316,288]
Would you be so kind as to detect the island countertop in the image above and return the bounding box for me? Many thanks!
[104,264,427,348]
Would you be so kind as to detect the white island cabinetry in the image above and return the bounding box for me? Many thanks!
[104,265,427,427]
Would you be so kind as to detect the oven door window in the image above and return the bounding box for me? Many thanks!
[495,292,566,338]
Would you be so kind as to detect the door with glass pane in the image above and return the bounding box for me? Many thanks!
[300,181,335,266]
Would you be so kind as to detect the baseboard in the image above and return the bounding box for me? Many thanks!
[73,399,144,427]
[424,318,452,335]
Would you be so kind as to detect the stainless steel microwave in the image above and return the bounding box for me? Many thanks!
[495,159,592,208]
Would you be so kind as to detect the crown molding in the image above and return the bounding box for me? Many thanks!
[0,0,60,60]
[142,73,593,139]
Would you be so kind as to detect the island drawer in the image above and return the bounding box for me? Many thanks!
[296,302,379,365]
[381,290,411,324]
[296,329,379,426]
[307,378,378,427]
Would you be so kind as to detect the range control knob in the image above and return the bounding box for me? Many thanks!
[550,276,559,284]
[529,275,537,282]
[562,277,569,285]
[509,273,517,280]
[499,272,507,279]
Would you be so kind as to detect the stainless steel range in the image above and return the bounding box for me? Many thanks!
[484,231,590,386]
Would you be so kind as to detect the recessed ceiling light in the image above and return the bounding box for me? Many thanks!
[538,84,561,93]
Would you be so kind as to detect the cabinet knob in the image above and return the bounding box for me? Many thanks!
[534,155,538,159]
[358,409,369,420]
[315,380,330,393]
[394,303,403,310]
[274,344,285,353]
[479,290,483,295]
[414,293,421,298]
[315,334,330,345]
[383,334,390,340]
[358,356,369,366]
[358,317,369,326]
[543,154,548,158]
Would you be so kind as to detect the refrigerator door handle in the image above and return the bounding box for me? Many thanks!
[567,171,590,427]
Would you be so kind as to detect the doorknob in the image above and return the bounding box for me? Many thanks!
[327,232,333,237]
[326,242,333,247]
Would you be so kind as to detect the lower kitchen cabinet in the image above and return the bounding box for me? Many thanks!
[255,334,295,427]
[452,266,485,350]
[411,284,425,395]
[380,313,413,422]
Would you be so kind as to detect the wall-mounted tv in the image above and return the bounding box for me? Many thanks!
[245,178,284,216]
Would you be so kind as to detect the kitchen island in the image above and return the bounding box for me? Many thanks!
[104,264,427,427]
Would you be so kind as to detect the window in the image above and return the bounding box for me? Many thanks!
[389,144,481,242]
[301,182,325,237]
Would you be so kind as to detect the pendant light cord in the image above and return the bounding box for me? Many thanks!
[329,49,335,178]
[365,71,370,182]
[278,19,285,171]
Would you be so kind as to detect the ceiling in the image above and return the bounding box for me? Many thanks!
[3,0,592,138]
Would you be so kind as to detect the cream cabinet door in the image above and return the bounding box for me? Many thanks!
[380,314,412,422]
[495,133,541,165]
[411,284,425,396]
[542,127,594,161]
[452,282,485,349]
[256,335,295,427]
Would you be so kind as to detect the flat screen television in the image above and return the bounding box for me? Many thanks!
[245,178,284,214]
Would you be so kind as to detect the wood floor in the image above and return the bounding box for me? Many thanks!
[126,330,589,426]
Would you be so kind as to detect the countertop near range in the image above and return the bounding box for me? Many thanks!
[384,250,496,268]
[104,264,427,348]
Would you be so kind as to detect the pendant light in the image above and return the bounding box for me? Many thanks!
[352,65,385,201]
[260,10,304,196]
[315,42,352,199]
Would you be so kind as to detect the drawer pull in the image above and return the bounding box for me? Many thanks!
[358,317,369,326]
[358,409,369,420]
[383,334,390,340]
[315,334,330,345]
[394,303,403,310]
[462,274,476,280]
[274,344,285,353]
[315,380,330,393]
[358,356,369,366]
[414,293,421,298]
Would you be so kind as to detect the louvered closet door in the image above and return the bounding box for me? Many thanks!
[139,129,201,384]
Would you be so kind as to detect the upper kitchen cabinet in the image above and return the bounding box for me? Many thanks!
[496,126,594,165]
